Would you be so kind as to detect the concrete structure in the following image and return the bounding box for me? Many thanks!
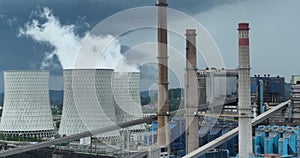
[185,29,199,153]
[0,114,158,157]
[251,75,291,122]
[197,68,238,115]
[198,68,238,103]
[144,119,186,157]
[113,72,145,150]
[291,75,300,84]
[0,100,290,157]
[0,71,55,138]
[156,0,170,149]
[291,75,300,120]
[197,70,207,107]
[113,72,144,131]
[59,69,119,139]
[59,69,145,145]
[237,23,253,157]
[251,75,290,104]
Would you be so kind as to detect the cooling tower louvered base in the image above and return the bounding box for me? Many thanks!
[0,130,55,138]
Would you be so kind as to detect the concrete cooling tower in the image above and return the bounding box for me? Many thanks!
[59,69,119,138]
[0,71,55,138]
[113,72,145,131]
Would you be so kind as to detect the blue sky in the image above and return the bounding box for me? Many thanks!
[0,0,300,92]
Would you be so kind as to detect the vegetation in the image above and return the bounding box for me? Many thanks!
[0,133,42,142]
[55,121,60,129]
[51,107,62,115]
[54,134,61,139]
[51,100,63,115]
[141,88,184,112]
[1,88,185,116]
[141,96,151,105]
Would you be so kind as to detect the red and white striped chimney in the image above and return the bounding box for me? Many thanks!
[237,23,253,157]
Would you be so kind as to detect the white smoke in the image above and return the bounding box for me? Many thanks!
[19,7,137,71]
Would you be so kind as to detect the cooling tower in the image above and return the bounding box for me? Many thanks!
[59,69,119,138]
[113,72,145,131]
[0,71,55,138]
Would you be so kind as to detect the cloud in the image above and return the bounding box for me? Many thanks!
[0,14,18,26]
[19,7,137,71]
[193,0,300,80]
[6,16,18,26]
[169,0,243,14]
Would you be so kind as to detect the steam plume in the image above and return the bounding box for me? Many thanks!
[19,7,136,71]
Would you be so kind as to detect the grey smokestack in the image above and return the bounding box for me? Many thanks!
[237,23,253,157]
[185,29,199,153]
[156,0,170,149]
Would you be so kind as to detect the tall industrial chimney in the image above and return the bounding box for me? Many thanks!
[237,23,253,157]
[156,0,170,149]
[185,29,199,153]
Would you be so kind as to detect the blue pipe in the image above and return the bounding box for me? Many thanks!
[258,79,265,114]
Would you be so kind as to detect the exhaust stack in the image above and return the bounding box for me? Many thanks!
[185,29,199,153]
[237,23,253,157]
[156,0,170,149]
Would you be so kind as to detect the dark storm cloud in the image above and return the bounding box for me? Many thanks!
[170,0,243,14]
[0,0,243,92]
[0,0,244,26]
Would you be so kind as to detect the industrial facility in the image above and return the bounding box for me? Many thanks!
[197,68,238,104]
[0,71,55,138]
[113,72,145,131]
[59,69,119,140]
[59,69,145,145]
[0,0,300,158]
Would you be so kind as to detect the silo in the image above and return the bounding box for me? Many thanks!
[58,69,119,139]
[0,71,55,138]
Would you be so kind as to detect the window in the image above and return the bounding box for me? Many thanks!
[239,31,248,38]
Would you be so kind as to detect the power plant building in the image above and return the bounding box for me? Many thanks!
[251,75,290,104]
[197,68,238,103]
[0,71,55,138]
[291,75,300,120]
